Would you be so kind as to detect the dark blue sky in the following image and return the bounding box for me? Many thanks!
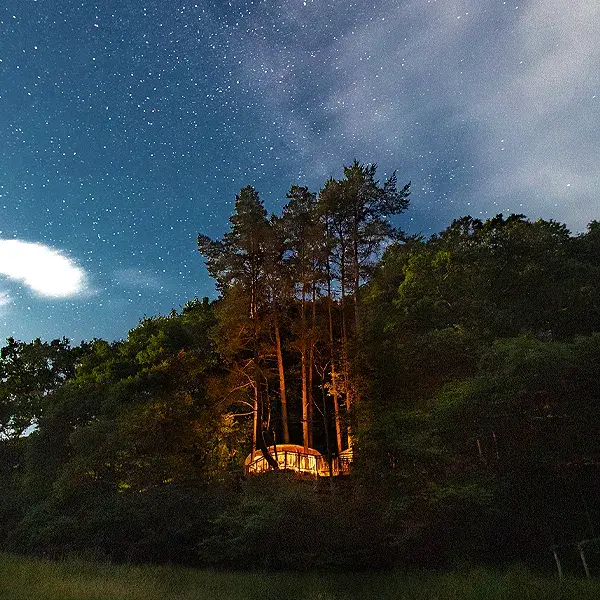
[1,0,598,344]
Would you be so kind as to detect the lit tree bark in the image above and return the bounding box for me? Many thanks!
[273,312,290,444]
[301,283,309,452]
[308,283,317,449]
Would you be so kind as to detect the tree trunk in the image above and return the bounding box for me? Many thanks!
[301,346,309,452]
[273,313,290,443]
[253,367,279,470]
[352,218,360,335]
[308,282,317,449]
[326,220,343,454]
[301,284,309,452]
[339,239,353,448]
[252,382,258,461]
[351,216,361,412]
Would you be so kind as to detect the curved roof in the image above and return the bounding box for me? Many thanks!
[243,444,322,467]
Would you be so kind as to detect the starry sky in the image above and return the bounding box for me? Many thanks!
[1,0,599,344]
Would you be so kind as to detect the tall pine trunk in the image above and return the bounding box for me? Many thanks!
[351,209,361,414]
[339,236,353,448]
[251,262,277,469]
[327,220,343,454]
[252,382,258,461]
[301,284,309,452]
[273,312,290,443]
[308,281,317,448]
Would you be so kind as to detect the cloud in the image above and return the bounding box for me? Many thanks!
[452,0,600,228]
[237,0,600,231]
[340,0,600,229]
[114,268,165,291]
[0,240,87,298]
[0,290,11,317]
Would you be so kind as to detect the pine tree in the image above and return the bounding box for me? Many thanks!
[318,162,410,445]
[198,186,278,468]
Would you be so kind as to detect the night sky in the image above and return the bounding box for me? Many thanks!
[1,0,598,344]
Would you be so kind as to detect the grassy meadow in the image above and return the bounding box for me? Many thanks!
[0,553,599,600]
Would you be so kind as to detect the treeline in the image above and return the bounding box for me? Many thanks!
[1,163,600,570]
[361,214,600,565]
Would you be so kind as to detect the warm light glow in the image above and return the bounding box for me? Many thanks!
[244,444,352,477]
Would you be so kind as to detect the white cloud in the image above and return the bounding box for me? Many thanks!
[0,240,87,298]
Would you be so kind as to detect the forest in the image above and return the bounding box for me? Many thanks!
[1,161,600,572]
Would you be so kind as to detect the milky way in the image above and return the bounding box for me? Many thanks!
[1,0,598,343]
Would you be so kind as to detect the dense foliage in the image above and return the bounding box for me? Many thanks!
[1,164,600,574]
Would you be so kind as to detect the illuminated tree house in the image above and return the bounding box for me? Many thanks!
[243,443,353,477]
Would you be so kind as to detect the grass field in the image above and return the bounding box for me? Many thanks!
[0,553,598,600]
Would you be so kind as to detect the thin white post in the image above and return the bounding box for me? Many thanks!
[551,547,563,580]
[578,543,591,579]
